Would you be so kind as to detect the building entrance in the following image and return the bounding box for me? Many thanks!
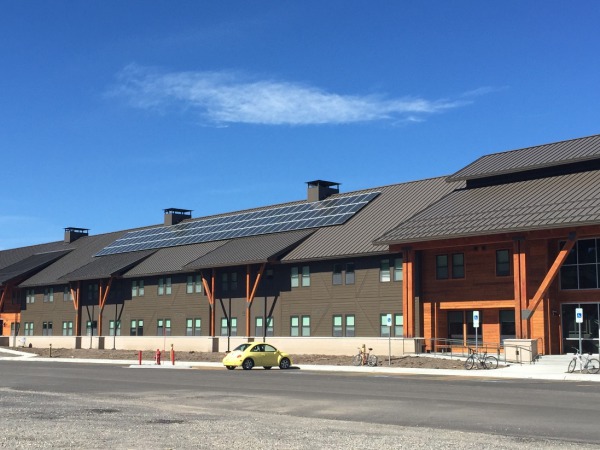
[561,303,599,353]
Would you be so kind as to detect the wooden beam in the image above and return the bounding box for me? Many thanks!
[71,282,81,336]
[245,264,266,337]
[200,270,217,337]
[528,235,576,316]
[438,299,515,310]
[0,287,8,311]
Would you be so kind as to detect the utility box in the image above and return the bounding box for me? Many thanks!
[504,339,538,363]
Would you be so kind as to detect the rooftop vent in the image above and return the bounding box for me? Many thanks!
[306,180,340,202]
[164,208,192,226]
[64,227,89,243]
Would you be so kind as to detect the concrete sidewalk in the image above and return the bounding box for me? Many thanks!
[1,348,598,382]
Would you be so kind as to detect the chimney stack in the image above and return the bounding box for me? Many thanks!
[64,227,89,243]
[306,180,340,202]
[164,208,192,226]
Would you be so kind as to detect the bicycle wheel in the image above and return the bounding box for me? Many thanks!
[567,359,577,373]
[484,356,498,370]
[464,356,475,370]
[352,354,362,366]
[367,354,378,367]
[585,358,600,374]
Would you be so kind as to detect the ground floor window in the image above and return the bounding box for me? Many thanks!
[562,303,600,353]
[186,318,201,336]
[24,322,34,336]
[499,310,515,341]
[42,321,53,336]
[220,317,237,336]
[255,316,274,337]
[394,314,404,337]
[157,319,171,336]
[86,320,97,337]
[109,320,121,336]
[130,320,144,336]
[447,310,482,345]
[62,321,73,336]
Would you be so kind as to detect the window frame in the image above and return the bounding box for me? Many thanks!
[496,249,511,277]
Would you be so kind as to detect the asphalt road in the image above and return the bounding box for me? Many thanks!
[1,361,599,448]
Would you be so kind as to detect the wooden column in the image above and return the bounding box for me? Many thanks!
[70,282,81,336]
[245,264,265,337]
[513,239,528,338]
[98,278,113,337]
[201,270,216,337]
[402,248,414,338]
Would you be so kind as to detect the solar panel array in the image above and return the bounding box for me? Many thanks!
[96,191,380,256]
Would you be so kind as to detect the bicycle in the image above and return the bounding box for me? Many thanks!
[352,347,378,367]
[567,348,600,374]
[464,348,498,370]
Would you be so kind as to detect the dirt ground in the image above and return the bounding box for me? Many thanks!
[11,347,468,369]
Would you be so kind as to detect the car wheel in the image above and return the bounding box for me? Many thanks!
[226,366,235,370]
[279,357,291,369]
[242,358,254,370]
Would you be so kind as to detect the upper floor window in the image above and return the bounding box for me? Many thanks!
[64,287,73,302]
[291,266,310,288]
[560,238,600,290]
[132,280,145,297]
[158,277,172,296]
[380,259,391,282]
[496,250,511,277]
[186,275,202,294]
[333,264,342,285]
[393,258,403,281]
[43,288,53,303]
[26,289,35,304]
[301,266,310,287]
[345,263,355,285]
[88,284,99,301]
[436,253,465,279]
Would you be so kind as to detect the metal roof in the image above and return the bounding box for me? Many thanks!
[58,250,156,282]
[185,229,315,269]
[0,250,71,285]
[282,177,462,262]
[123,240,228,277]
[448,134,600,182]
[375,169,600,245]
[0,241,73,271]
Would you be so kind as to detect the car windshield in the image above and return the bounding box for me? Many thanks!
[232,343,251,352]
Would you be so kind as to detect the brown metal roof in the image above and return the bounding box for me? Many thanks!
[0,250,71,285]
[123,240,228,277]
[448,134,600,182]
[0,241,74,271]
[376,169,600,245]
[59,250,156,282]
[282,177,462,262]
[185,229,315,269]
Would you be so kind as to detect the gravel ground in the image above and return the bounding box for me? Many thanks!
[12,347,469,369]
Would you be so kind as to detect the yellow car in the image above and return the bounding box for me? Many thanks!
[222,342,292,370]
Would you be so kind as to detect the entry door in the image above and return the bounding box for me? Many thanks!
[561,303,599,353]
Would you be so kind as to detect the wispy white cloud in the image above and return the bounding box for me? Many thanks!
[109,64,474,126]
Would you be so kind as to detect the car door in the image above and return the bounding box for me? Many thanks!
[262,344,279,366]
[249,344,267,366]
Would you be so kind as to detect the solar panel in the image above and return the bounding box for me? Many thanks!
[96,191,380,256]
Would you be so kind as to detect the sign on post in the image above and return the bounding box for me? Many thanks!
[473,311,480,352]
[386,314,392,366]
[576,308,583,354]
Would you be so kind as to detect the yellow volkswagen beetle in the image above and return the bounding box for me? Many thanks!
[222,342,292,370]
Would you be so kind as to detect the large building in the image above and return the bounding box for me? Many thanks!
[2,134,600,355]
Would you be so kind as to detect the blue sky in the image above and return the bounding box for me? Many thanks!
[1,2,599,249]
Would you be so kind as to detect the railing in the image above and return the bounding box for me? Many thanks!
[417,337,502,360]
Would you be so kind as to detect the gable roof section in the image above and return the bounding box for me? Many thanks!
[0,250,72,285]
[375,170,600,245]
[123,240,228,277]
[282,177,463,262]
[448,134,600,182]
[0,241,73,271]
[59,250,156,282]
[185,229,315,269]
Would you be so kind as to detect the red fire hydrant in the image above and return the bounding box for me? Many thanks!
[155,349,161,365]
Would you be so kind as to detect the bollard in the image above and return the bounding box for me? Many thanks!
[138,350,142,365]
[49,343,52,358]
[170,344,175,366]
[155,348,161,365]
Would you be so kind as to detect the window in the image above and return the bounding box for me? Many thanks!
[42,321,53,336]
[43,288,54,303]
[301,315,311,336]
[230,272,238,290]
[496,250,511,277]
[499,310,515,340]
[220,317,237,336]
[158,277,171,295]
[380,259,391,282]
[109,320,121,336]
[290,316,299,336]
[394,314,404,337]
[301,266,310,287]
[345,263,355,285]
[132,280,145,297]
[266,317,274,337]
[291,267,299,288]
[187,275,202,294]
[26,289,35,304]
[452,253,465,279]
[130,320,144,336]
[380,314,391,337]
[560,238,600,290]
[332,315,343,337]
[86,320,97,336]
[253,316,274,338]
[11,322,19,335]
[24,322,34,336]
[436,253,465,279]
[346,315,355,337]
[63,287,73,302]
[333,264,343,285]
[221,273,228,292]
[186,318,201,336]
[393,257,403,281]
[62,321,73,336]
[157,319,171,336]
[88,284,98,301]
